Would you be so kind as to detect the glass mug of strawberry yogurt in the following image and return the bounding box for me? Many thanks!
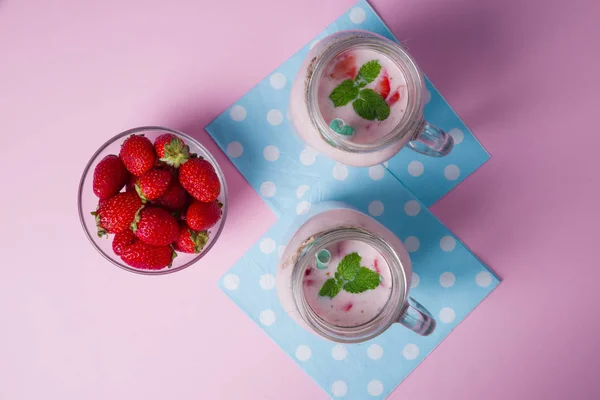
[277,202,435,343]
[290,30,453,167]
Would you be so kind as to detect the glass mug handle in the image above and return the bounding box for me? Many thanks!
[397,297,436,336]
[407,121,454,157]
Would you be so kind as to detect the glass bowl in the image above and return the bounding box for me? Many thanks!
[77,126,228,275]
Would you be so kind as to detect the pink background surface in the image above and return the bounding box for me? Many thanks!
[1,0,599,398]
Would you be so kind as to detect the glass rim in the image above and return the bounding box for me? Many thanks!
[291,226,408,343]
[306,31,426,154]
[77,126,228,276]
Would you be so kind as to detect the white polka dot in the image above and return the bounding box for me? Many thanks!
[309,39,320,49]
[332,163,348,180]
[229,105,247,121]
[439,307,456,323]
[331,380,348,397]
[407,160,424,177]
[444,164,460,181]
[349,7,366,24]
[277,245,286,260]
[259,309,276,326]
[226,142,243,158]
[411,272,420,288]
[259,237,276,254]
[269,72,286,89]
[267,109,284,126]
[295,345,312,361]
[404,200,421,216]
[368,200,384,217]
[440,236,456,252]
[367,380,384,397]
[296,201,311,215]
[403,343,419,360]
[439,272,456,288]
[259,181,276,198]
[259,273,276,290]
[332,344,348,360]
[449,128,464,144]
[296,184,310,198]
[424,89,432,105]
[367,344,383,360]
[404,236,420,252]
[223,274,240,290]
[368,165,385,180]
[263,145,280,162]
[476,271,493,287]
[300,147,318,166]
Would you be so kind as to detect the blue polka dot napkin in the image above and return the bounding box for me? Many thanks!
[216,176,499,399]
[206,1,498,398]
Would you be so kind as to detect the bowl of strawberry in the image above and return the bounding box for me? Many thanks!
[78,126,227,274]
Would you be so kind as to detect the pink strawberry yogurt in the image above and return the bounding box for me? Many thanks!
[289,31,422,167]
[277,203,412,333]
[302,239,392,327]
[317,48,409,146]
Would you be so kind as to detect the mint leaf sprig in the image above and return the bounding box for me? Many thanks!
[318,252,382,298]
[327,59,391,121]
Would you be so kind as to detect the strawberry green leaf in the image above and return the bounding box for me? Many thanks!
[91,211,107,238]
[160,138,190,168]
[134,182,148,203]
[168,245,177,268]
[190,230,209,253]
[129,205,145,232]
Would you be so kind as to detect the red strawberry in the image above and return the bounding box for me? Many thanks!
[186,199,222,231]
[373,70,390,99]
[329,54,357,80]
[126,174,137,192]
[121,241,176,270]
[173,222,209,253]
[92,191,143,237]
[179,158,221,202]
[386,88,401,106]
[135,168,172,201]
[112,229,137,256]
[154,134,190,167]
[154,180,189,210]
[119,134,156,176]
[93,155,128,199]
[132,206,179,246]
[341,302,353,312]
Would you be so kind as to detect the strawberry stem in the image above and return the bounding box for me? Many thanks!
[160,138,190,168]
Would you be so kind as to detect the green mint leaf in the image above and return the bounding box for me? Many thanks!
[337,252,361,281]
[334,271,343,282]
[355,60,381,87]
[352,89,391,121]
[343,267,382,293]
[352,98,376,120]
[319,278,342,298]
[329,79,359,107]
